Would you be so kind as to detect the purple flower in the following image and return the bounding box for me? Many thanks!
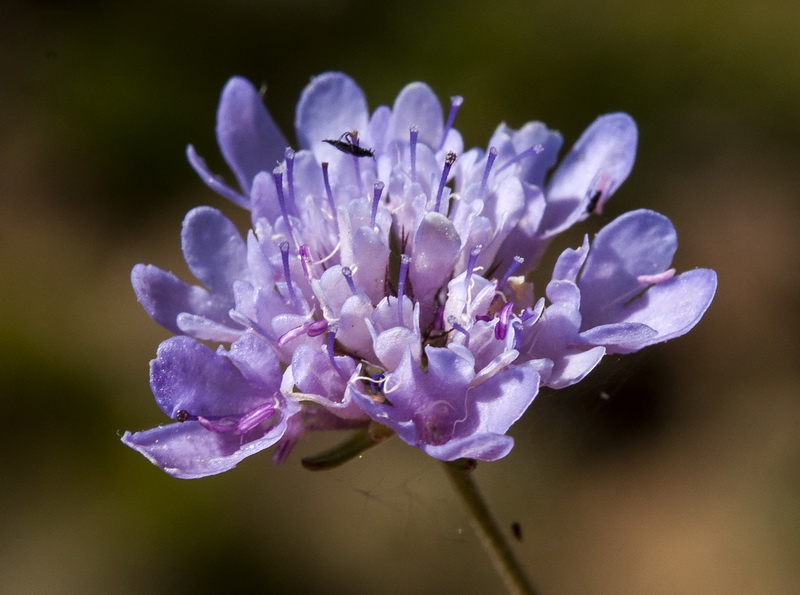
[124,72,716,477]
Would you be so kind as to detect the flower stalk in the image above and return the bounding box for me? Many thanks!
[443,459,539,595]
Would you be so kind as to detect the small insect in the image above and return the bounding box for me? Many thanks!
[586,189,602,214]
[323,130,375,159]
[511,522,523,541]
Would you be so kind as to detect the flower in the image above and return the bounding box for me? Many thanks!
[123,72,716,477]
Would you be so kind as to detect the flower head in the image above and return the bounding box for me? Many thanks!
[124,72,716,477]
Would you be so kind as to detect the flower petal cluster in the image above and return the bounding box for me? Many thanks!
[123,73,716,477]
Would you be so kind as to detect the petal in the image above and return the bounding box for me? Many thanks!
[421,433,514,462]
[606,268,717,352]
[175,313,243,343]
[545,346,606,389]
[552,235,590,283]
[186,145,249,208]
[216,77,288,194]
[295,72,369,154]
[579,322,659,352]
[131,264,228,334]
[410,212,461,326]
[541,113,638,236]
[578,209,678,328]
[470,362,540,434]
[226,332,283,386]
[181,206,248,298]
[389,82,443,150]
[149,336,267,418]
[121,417,287,479]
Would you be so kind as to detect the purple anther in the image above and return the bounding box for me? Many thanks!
[439,95,464,151]
[498,255,524,290]
[434,151,457,214]
[494,301,515,340]
[370,181,385,228]
[637,268,676,285]
[277,323,308,347]
[197,415,238,434]
[409,126,419,183]
[479,147,498,195]
[235,402,276,435]
[306,319,329,337]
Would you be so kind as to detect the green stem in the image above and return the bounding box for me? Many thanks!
[301,423,394,471]
[442,459,540,595]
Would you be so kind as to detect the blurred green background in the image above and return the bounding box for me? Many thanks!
[2,0,799,593]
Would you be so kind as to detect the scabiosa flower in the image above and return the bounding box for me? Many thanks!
[123,72,716,478]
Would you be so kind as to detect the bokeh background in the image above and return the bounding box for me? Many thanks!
[3,1,799,593]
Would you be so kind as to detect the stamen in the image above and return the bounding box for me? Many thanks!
[434,151,457,214]
[180,402,277,435]
[447,315,470,348]
[272,165,292,239]
[341,266,358,295]
[495,301,514,340]
[370,181,385,228]
[277,323,307,347]
[235,402,276,435]
[321,162,336,216]
[637,268,676,285]
[498,255,524,290]
[397,254,411,326]
[285,148,296,210]
[306,319,329,337]
[465,244,482,291]
[197,416,238,433]
[327,324,348,380]
[228,309,275,342]
[479,147,498,195]
[439,95,464,151]
[497,143,544,173]
[409,126,419,183]
[433,305,444,331]
[280,241,302,311]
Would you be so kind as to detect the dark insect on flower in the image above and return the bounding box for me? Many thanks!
[323,130,375,158]
[511,522,522,541]
[586,189,602,214]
